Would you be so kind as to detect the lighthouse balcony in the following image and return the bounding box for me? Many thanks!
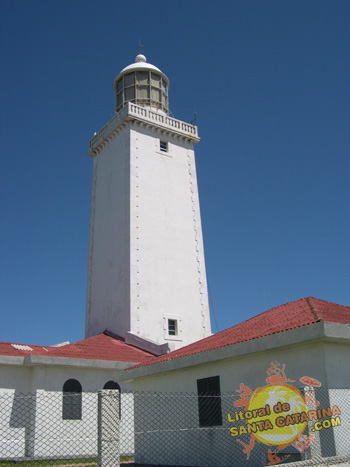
[89,102,199,155]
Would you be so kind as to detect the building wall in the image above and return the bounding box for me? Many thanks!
[85,127,131,339]
[129,124,210,348]
[329,389,350,456]
[0,365,35,393]
[0,363,133,459]
[323,342,350,387]
[130,341,334,393]
[85,118,211,349]
[0,363,131,392]
[325,343,350,457]
[130,340,350,467]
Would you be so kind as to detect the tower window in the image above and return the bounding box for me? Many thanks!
[163,314,182,341]
[62,379,82,420]
[168,319,177,336]
[160,140,168,152]
[197,376,222,427]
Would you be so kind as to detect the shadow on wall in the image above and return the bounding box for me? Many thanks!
[10,391,37,457]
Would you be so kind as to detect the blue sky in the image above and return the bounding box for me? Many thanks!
[1,0,349,346]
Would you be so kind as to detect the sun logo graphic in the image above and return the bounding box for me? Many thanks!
[247,384,307,446]
[228,362,321,465]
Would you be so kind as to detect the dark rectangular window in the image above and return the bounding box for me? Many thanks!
[160,140,168,152]
[197,376,222,427]
[168,319,177,336]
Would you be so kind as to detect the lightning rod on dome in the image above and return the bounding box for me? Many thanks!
[137,38,144,54]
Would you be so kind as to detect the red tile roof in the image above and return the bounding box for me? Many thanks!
[0,331,155,363]
[2,298,348,369]
[128,297,350,370]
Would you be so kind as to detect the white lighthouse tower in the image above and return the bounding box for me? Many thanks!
[85,55,211,353]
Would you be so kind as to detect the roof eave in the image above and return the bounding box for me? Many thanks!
[25,355,144,369]
[0,355,25,366]
[0,354,143,370]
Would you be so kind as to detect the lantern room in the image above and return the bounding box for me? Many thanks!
[113,54,169,114]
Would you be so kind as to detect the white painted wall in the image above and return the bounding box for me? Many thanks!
[85,128,131,340]
[0,365,34,393]
[33,390,98,458]
[329,389,350,456]
[0,363,134,459]
[326,343,350,457]
[0,389,26,458]
[130,342,334,393]
[85,116,211,349]
[129,125,210,347]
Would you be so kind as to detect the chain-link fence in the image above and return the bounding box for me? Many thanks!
[1,388,349,467]
[0,390,124,466]
[130,388,350,467]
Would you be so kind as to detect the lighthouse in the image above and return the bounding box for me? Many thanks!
[85,55,211,353]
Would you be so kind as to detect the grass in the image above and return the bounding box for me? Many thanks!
[0,460,96,466]
[0,457,134,466]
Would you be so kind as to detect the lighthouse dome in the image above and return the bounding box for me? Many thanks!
[113,55,169,114]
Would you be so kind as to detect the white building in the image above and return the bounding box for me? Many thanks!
[120,297,350,466]
[0,332,153,458]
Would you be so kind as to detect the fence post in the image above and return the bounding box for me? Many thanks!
[98,389,120,467]
[305,386,322,460]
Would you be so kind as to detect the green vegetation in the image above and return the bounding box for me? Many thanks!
[0,457,135,466]
[0,460,96,466]
[0,456,135,466]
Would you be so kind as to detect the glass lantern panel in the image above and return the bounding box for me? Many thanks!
[151,87,161,102]
[116,92,123,107]
[124,72,135,87]
[116,78,123,93]
[125,86,135,101]
[136,71,149,85]
[137,85,150,99]
[151,73,161,87]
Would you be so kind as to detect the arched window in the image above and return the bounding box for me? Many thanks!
[103,381,121,418]
[62,379,82,420]
[103,381,121,391]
